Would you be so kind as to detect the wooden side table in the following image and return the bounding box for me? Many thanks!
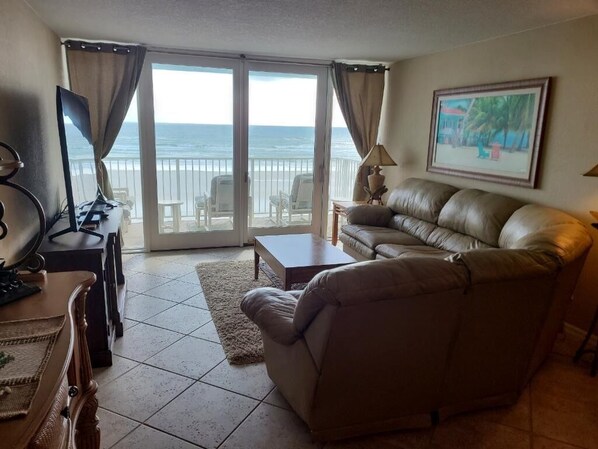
[331,200,367,246]
[573,210,598,376]
[574,306,598,376]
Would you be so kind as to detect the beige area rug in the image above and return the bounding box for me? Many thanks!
[196,260,273,365]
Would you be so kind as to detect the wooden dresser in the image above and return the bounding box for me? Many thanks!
[0,271,100,449]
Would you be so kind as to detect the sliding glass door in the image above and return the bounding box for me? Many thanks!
[138,54,242,250]
[138,53,330,250]
[246,63,328,239]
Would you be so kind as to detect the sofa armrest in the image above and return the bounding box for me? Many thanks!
[499,204,593,265]
[241,287,301,345]
[345,205,393,227]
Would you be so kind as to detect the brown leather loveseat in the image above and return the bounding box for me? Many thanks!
[241,177,592,441]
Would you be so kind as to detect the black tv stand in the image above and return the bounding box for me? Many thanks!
[40,207,126,367]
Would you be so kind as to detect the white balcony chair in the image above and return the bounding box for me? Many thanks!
[196,175,252,230]
[269,173,314,226]
[112,187,134,233]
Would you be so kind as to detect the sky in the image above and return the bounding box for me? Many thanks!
[124,67,348,128]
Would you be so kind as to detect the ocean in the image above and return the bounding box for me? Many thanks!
[67,122,360,160]
[64,122,360,217]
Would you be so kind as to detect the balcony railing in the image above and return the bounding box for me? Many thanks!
[71,157,359,220]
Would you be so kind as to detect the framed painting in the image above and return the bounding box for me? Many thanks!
[427,78,550,188]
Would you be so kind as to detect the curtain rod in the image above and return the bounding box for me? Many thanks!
[145,45,333,68]
[145,48,391,72]
[63,40,390,71]
[148,47,390,71]
[344,64,390,72]
[62,40,136,54]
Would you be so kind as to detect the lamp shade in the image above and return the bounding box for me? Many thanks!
[360,144,397,167]
[583,164,598,177]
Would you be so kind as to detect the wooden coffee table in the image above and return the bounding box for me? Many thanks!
[254,234,356,290]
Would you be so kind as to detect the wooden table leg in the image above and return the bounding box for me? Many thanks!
[332,206,340,246]
[254,250,260,280]
[574,303,598,376]
[74,281,100,449]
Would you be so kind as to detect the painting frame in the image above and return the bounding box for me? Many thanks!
[426,78,550,188]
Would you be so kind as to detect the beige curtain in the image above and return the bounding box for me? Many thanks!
[66,41,146,199]
[332,62,385,201]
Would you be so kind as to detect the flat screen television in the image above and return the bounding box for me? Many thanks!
[49,86,106,241]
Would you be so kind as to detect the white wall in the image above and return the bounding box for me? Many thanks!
[0,0,64,263]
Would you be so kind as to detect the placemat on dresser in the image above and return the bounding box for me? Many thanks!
[0,315,66,420]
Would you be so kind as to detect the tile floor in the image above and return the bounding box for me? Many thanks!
[93,247,598,449]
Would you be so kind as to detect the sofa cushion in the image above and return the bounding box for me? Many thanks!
[341,224,424,249]
[388,214,438,242]
[375,244,454,259]
[338,233,376,260]
[345,205,393,227]
[438,189,524,246]
[386,178,458,223]
[426,227,493,253]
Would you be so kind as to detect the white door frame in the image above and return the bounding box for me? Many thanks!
[137,52,333,251]
[243,61,332,241]
[138,52,243,250]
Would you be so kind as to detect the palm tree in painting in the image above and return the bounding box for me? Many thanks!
[464,94,535,150]
[508,94,534,151]
[481,95,522,149]
[464,96,501,146]
[498,95,518,148]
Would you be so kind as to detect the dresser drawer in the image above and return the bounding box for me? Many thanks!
[29,375,70,449]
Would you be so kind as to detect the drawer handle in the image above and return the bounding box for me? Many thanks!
[61,406,70,419]
[68,386,79,397]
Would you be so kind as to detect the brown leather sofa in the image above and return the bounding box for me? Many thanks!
[241,177,592,441]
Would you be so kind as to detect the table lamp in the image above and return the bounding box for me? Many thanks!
[360,144,397,205]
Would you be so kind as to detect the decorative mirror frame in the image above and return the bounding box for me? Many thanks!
[0,142,46,272]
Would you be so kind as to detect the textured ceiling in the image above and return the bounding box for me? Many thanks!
[25,0,598,62]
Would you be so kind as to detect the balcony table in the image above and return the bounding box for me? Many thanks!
[158,199,184,233]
